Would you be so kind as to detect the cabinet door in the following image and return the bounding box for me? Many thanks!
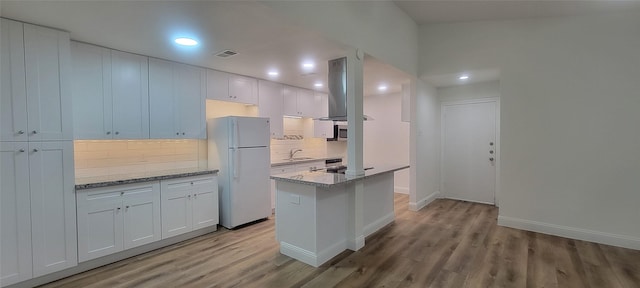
[175,63,206,139]
[313,120,334,138]
[160,180,192,238]
[0,142,32,285]
[28,141,77,277]
[282,85,298,116]
[23,24,72,141]
[1,19,28,142]
[111,50,149,139]
[149,58,178,139]
[191,176,219,230]
[258,80,284,138]
[296,88,315,118]
[206,69,229,101]
[122,189,161,250]
[71,42,113,139]
[76,198,123,262]
[229,74,257,105]
[314,92,329,119]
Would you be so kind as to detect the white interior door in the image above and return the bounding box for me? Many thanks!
[442,100,497,204]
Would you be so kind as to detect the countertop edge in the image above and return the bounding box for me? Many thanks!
[270,156,342,167]
[271,165,409,188]
[75,169,219,190]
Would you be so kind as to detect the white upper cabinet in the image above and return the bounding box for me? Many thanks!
[206,69,258,105]
[1,19,28,142]
[258,80,284,138]
[313,120,334,138]
[149,58,205,139]
[314,92,329,119]
[71,43,149,139]
[282,85,318,118]
[1,19,72,142]
[110,50,149,139]
[71,42,112,139]
[229,74,258,105]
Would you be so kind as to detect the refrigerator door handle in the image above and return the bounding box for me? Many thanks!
[233,148,239,179]
[233,118,240,149]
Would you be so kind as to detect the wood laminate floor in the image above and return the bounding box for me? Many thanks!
[41,194,640,288]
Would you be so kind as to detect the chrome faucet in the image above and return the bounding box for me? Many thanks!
[289,148,303,159]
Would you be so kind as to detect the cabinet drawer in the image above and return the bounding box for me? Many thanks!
[296,161,325,172]
[161,175,217,194]
[77,181,159,205]
[271,166,297,175]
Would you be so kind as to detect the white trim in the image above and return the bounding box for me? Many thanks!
[409,191,440,211]
[498,216,640,250]
[363,212,395,237]
[316,240,348,267]
[347,235,365,251]
[440,97,500,206]
[280,241,318,267]
[394,186,409,194]
[444,195,494,206]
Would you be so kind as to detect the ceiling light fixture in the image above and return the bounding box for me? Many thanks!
[314,82,323,88]
[378,85,388,91]
[268,71,279,76]
[302,62,315,69]
[459,74,470,80]
[174,37,198,46]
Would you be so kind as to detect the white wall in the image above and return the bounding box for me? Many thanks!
[438,81,500,102]
[420,11,640,249]
[264,1,418,77]
[363,93,410,193]
[410,79,440,210]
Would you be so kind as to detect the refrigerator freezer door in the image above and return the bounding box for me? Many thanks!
[232,117,270,148]
[226,146,271,228]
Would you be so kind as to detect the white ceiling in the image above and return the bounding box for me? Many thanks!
[4,1,636,93]
[393,0,640,25]
[0,1,409,96]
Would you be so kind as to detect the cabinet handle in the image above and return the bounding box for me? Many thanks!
[193,194,197,199]
[176,132,180,135]
[190,182,194,185]
[126,205,129,209]
[18,130,25,134]
[32,130,37,134]
[19,149,25,152]
[120,192,124,196]
[115,131,119,135]
[117,207,121,211]
[32,149,38,152]
[188,195,192,199]
[106,131,111,135]
[182,132,185,135]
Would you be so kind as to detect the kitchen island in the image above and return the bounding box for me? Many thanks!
[271,164,409,267]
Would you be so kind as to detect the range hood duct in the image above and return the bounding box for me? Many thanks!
[320,57,372,121]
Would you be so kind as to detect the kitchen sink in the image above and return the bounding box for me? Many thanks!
[283,157,314,161]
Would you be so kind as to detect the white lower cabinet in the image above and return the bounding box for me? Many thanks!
[270,161,325,210]
[161,175,218,239]
[1,141,76,286]
[76,181,161,262]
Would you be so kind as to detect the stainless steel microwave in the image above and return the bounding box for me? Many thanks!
[329,125,347,141]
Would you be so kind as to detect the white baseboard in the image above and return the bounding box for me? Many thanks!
[280,241,319,267]
[363,212,395,237]
[394,186,409,194]
[409,191,440,211]
[347,235,365,251]
[316,240,347,266]
[498,215,640,251]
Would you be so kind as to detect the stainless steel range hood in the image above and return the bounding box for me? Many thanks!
[319,57,372,121]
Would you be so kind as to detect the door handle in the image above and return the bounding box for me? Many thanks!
[489,157,494,161]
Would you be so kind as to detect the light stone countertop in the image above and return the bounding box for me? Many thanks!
[75,168,219,190]
[270,164,409,188]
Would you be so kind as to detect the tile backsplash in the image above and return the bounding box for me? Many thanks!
[74,139,207,179]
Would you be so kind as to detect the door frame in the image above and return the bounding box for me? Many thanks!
[440,97,501,206]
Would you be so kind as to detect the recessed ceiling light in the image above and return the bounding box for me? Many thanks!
[302,62,315,69]
[174,37,198,46]
[268,70,279,76]
[378,85,388,91]
[314,82,323,88]
[459,74,470,80]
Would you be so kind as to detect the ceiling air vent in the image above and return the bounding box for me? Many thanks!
[215,50,238,58]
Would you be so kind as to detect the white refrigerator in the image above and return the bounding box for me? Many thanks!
[208,116,271,229]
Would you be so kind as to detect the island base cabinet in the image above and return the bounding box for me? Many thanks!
[161,175,218,239]
[76,181,161,262]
